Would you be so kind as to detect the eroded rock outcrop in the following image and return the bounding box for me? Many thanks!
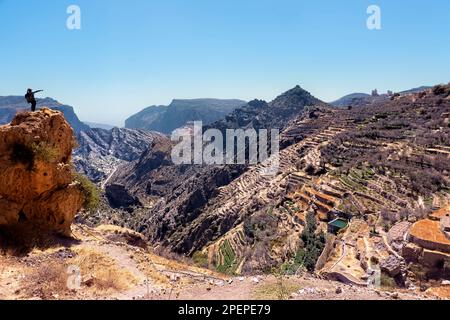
[0,109,83,235]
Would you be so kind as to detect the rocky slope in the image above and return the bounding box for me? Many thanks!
[73,127,165,183]
[330,92,390,108]
[108,86,321,206]
[105,86,329,256]
[330,86,433,108]
[0,96,89,133]
[101,84,450,284]
[125,98,246,134]
[0,109,84,236]
[1,86,449,299]
[211,86,326,133]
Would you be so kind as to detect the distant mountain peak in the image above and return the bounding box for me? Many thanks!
[270,85,323,109]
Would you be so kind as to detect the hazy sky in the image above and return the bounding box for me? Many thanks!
[1,0,449,126]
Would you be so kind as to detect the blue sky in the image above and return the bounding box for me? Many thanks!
[1,0,449,126]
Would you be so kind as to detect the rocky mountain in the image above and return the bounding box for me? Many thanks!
[125,98,247,134]
[330,93,372,108]
[73,127,166,183]
[1,85,449,299]
[211,86,326,132]
[103,86,328,256]
[0,96,89,133]
[0,109,84,236]
[107,86,324,204]
[100,84,450,283]
[84,121,116,130]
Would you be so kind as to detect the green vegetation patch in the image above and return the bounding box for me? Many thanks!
[73,173,100,211]
[216,240,239,274]
[282,212,326,273]
[192,251,208,268]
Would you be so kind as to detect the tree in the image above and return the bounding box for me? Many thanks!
[296,212,326,272]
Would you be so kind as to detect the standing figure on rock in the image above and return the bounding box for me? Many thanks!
[25,88,43,112]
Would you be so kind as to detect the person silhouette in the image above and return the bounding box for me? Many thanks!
[25,89,43,112]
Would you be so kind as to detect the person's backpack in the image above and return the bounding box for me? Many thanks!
[25,93,32,103]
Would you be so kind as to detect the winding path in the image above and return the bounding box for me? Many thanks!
[101,166,119,190]
[330,240,346,271]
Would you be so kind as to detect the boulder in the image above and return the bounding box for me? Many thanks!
[402,243,423,262]
[0,109,84,235]
[380,255,404,277]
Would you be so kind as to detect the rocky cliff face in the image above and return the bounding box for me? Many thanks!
[73,127,165,183]
[0,109,84,235]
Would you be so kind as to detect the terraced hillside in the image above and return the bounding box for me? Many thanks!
[199,85,449,275]
[106,86,328,255]
[104,84,449,279]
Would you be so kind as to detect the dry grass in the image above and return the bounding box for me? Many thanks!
[253,278,301,300]
[94,225,147,248]
[148,249,225,278]
[69,247,137,293]
[22,262,69,299]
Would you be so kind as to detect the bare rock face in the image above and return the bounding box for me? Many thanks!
[402,243,423,262]
[0,109,84,235]
[380,255,403,277]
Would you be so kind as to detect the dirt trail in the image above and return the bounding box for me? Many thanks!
[83,242,154,299]
[101,166,118,190]
[330,241,346,270]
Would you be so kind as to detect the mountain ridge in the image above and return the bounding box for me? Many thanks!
[125,98,247,134]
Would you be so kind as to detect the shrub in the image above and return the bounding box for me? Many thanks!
[31,142,58,163]
[73,173,100,211]
[253,274,301,300]
[192,251,208,268]
[10,142,57,169]
[243,211,277,242]
[305,164,316,175]
[380,272,397,289]
[288,212,326,272]
[432,85,446,95]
